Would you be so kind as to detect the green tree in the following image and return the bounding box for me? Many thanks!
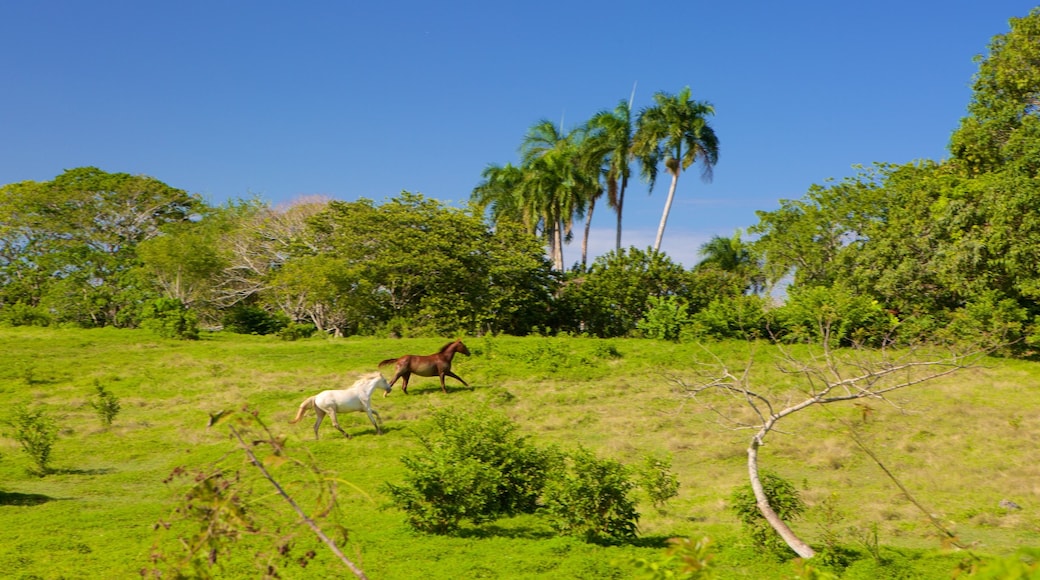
[0,167,202,327]
[586,98,637,252]
[559,247,690,337]
[950,8,1040,177]
[633,87,720,251]
[519,120,599,271]
[696,233,765,294]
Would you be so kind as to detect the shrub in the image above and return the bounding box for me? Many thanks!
[140,298,199,340]
[631,537,715,579]
[89,380,121,427]
[221,304,288,335]
[638,295,693,341]
[638,454,681,509]
[8,405,58,476]
[730,472,806,558]
[542,446,640,544]
[277,322,317,341]
[382,408,556,534]
[0,301,52,327]
[772,285,891,346]
[687,295,769,341]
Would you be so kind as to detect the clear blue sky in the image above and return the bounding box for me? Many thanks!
[1,1,1035,267]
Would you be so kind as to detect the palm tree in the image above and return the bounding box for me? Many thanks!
[633,87,719,252]
[520,120,598,271]
[696,233,765,294]
[472,163,529,228]
[586,99,635,252]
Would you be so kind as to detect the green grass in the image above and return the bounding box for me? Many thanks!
[0,327,1037,579]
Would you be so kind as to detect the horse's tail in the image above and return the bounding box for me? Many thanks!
[289,395,316,424]
[378,358,398,368]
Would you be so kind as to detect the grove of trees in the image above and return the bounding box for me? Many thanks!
[1,9,1037,353]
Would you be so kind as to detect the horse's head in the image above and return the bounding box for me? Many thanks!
[454,340,470,356]
[378,374,393,397]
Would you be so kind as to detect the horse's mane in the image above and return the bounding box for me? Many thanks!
[437,340,460,353]
[352,371,385,387]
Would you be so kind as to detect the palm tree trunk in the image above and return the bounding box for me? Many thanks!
[615,176,627,251]
[581,198,596,270]
[653,174,680,252]
[553,221,565,271]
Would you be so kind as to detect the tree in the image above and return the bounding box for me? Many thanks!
[695,233,765,294]
[559,247,690,337]
[0,167,202,327]
[949,8,1040,177]
[586,98,637,252]
[633,87,719,252]
[519,120,599,271]
[676,337,984,559]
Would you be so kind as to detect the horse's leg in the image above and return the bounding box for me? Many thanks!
[400,372,411,395]
[313,408,326,440]
[365,406,383,435]
[327,409,350,439]
[444,371,469,388]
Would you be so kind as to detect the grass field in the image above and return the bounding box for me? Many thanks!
[0,327,1037,579]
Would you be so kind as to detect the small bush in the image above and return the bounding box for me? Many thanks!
[638,454,680,509]
[730,472,806,558]
[9,405,58,476]
[221,304,288,335]
[0,301,52,327]
[631,536,715,579]
[638,295,693,341]
[89,380,121,427]
[140,298,199,340]
[277,322,317,341]
[542,446,640,544]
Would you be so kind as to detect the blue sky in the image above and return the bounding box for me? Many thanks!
[1,1,1035,267]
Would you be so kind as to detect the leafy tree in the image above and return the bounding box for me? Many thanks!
[559,247,690,337]
[0,167,202,327]
[950,8,1040,177]
[695,233,765,294]
[633,87,720,251]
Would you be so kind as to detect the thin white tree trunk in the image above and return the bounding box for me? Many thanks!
[581,198,595,270]
[748,431,816,559]
[654,174,680,251]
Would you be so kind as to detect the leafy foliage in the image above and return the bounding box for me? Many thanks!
[139,298,200,340]
[88,380,121,427]
[382,408,557,534]
[631,537,716,579]
[637,454,681,509]
[7,405,57,476]
[730,473,806,558]
[542,446,640,544]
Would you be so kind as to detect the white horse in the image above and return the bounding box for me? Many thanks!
[289,372,391,439]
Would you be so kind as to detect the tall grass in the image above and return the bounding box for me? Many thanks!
[0,327,1037,578]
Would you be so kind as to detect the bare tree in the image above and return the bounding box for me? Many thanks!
[674,335,986,559]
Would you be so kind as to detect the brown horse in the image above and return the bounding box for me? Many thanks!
[378,339,470,395]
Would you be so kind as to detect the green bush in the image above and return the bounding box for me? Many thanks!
[772,285,892,346]
[89,380,121,427]
[638,295,693,341]
[8,405,58,476]
[382,408,557,534]
[730,472,806,559]
[638,454,681,509]
[0,301,52,327]
[687,295,769,341]
[542,446,640,544]
[221,304,288,335]
[140,298,199,340]
[277,322,317,341]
